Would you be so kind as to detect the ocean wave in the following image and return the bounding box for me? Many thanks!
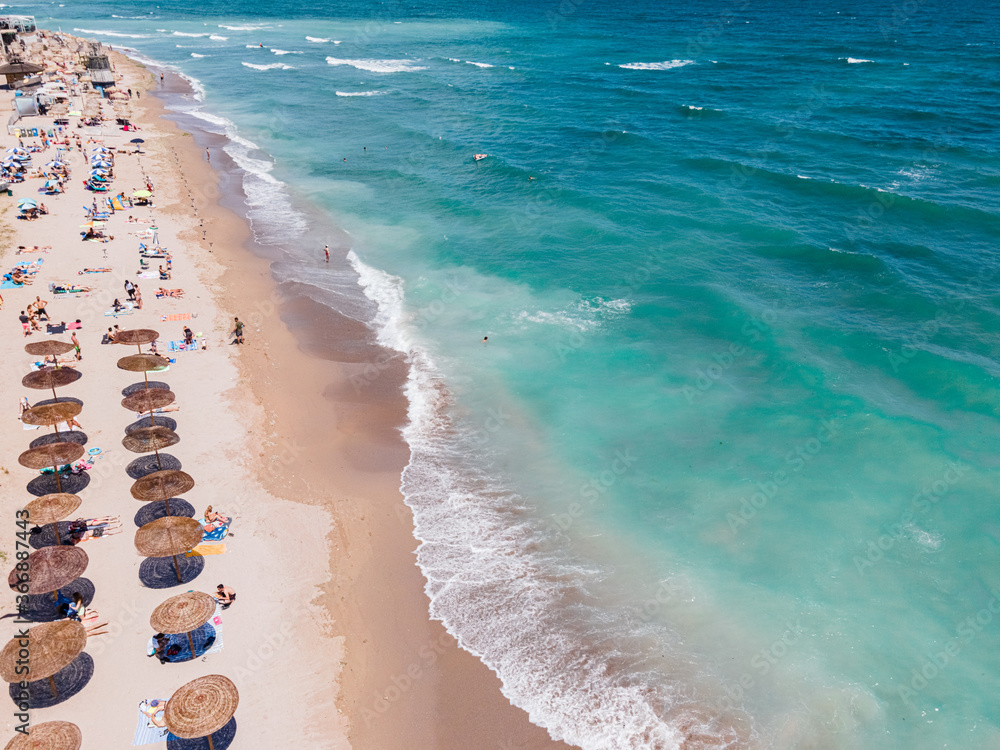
[306,36,329,42]
[242,62,295,71]
[347,252,755,750]
[171,31,210,37]
[120,47,206,101]
[843,57,874,63]
[209,34,228,41]
[683,105,704,110]
[219,24,270,31]
[245,44,259,48]
[466,60,494,68]
[73,28,152,39]
[620,59,694,70]
[190,53,208,58]
[271,49,303,55]
[326,57,426,73]
[515,297,632,332]
[335,90,384,97]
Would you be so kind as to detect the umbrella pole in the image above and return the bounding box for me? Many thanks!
[52,521,61,546]
[171,555,182,584]
[208,734,215,750]
[54,466,63,493]
[48,675,58,699]
[187,631,195,658]
[148,408,155,427]
[164,498,172,515]
[50,386,57,402]
[155,451,162,471]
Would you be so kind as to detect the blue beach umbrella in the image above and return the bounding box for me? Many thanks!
[44,180,60,188]
[6,147,27,155]
[18,198,37,212]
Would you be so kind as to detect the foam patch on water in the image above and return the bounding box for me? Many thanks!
[242,62,295,71]
[326,57,426,73]
[171,31,211,37]
[190,53,208,58]
[219,23,270,31]
[120,47,206,101]
[843,57,874,63]
[209,34,228,41]
[514,297,632,332]
[466,60,494,68]
[73,27,151,39]
[306,36,330,42]
[272,49,303,55]
[620,59,694,70]
[335,90,384,97]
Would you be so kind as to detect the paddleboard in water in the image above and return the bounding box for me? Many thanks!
[473,153,487,161]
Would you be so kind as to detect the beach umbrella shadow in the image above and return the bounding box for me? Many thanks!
[33,397,84,408]
[126,416,177,434]
[28,521,79,549]
[7,652,94,708]
[166,717,237,750]
[139,555,205,589]
[18,578,95,622]
[134,499,195,526]
[27,472,90,497]
[128,453,182,479]
[160,622,217,664]
[29,430,88,449]
[123,381,170,397]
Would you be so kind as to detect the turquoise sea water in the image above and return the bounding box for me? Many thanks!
[22,0,1000,746]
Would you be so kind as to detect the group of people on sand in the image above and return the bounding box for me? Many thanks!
[18,295,50,336]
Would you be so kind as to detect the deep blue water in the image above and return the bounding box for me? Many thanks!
[20,0,1000,746]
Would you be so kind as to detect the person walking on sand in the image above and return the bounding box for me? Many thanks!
[233,317,244,345]
[324,245,329,263]
[124,278,136,300]
[71,332,81,361]
[19,310,30,336]
[205,147,210,162]
[135,286,143,310]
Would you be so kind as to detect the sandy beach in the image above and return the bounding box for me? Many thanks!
[0,32,572,750]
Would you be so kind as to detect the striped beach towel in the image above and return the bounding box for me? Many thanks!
[161,313,192,322]
[133,702,172,746]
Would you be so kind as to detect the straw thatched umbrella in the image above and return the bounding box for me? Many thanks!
[3,720,82,750]
[0,620,87,699]
[21,368,82,402]
[24,341,75,357]
[20,401,82,441]
[18,443,84,494]
[117,353,170,390]
[131,469,194,516]
[121,388,175,427]
[23,494,82,546]
[135,517,203,584]
[7,546,87,601]
[122,426,179,473]
[150,592,217,660]
[114,328,159,353]
[164,674,239,750]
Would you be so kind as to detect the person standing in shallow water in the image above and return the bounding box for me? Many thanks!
[233,317,244,344]
[324,245,329,263]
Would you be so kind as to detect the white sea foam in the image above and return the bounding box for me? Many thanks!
[515,297,632,332]
[73,28,151,39]
[335,90,384,97]
[326,57,426,73]
[620,59,694,70]
[306,36,330,43]
[242,62,295,71]
[171,31,211,37]
[190,53,207,58]
[219,24,270,31]
[271,49,302,55]
[843,57,874,63]
[120,47,206,101]
[466,60,494,68]
[684,105,704,110]
[346,252,753,750]
[245,44,259,48]
[209,34,228,41]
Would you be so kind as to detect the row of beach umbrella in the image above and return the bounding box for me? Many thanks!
[3,328,238,746]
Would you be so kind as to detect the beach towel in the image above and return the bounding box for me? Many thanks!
[167,339,205,352]
[137,271,158,279]
[133,702,172,746]
[104,309,135,317]
[160,313,192,322]
[78,268,112,274]
[0,280,22,290]
[200,521,230,543]
[186,543,226,557]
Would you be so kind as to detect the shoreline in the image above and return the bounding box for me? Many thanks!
[120,47,575,750]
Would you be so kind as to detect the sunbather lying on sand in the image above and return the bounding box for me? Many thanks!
[51,283,92,293]
[79,267,111,274]
[135,404,180,417]
[156,288,184,298]
[139,700,168,728]
[15,245,51,254]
